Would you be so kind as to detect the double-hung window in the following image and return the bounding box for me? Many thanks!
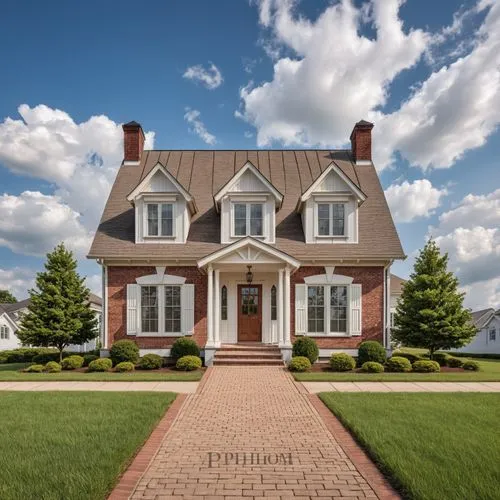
[140,284,182,334]
[0,325,9,339]
[490,328,496,341]
[146,203,173,237]
[307,285,348,335]
[317,203,345,236]
[233,203,263,237]
[164,286,181,333]
[141,286,158,333]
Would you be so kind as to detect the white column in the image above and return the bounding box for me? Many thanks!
[278,268,284,346]
[214,268,220,346]
[284,266,291,346]
[207,264,214,346]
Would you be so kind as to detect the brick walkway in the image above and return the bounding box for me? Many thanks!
[120,367,398,499]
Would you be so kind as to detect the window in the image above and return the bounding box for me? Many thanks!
[307,285,350,335]
[141,286,158,333]
[221,285,228,321]
[233,203,263,236]
[146,203,173,237]
[307,286,325,333]
[317,203,345,236]
[0,325,9,340]
[330,286,348,333]
[490,328,496,341]
[271,285,277,321]
[164,286,181,333]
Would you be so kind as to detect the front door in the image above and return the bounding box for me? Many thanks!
[238,285,262,342]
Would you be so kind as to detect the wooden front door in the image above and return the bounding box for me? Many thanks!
[238,284,262,342]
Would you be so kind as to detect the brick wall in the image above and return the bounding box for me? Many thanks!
[291,266,384,349]
[107,266,207,349]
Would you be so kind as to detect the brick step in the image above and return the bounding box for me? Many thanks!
[215,351,282,359]
[213,358,284,366]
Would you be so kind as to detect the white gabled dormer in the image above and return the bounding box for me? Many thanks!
[214,161,283,244]
[296,163,366,244]
[127,162,197,244]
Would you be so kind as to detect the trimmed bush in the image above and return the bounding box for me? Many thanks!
[61,355,84,370]
[44,361,62,373]
[32,351,70,364]
[432,352,450,367]
[292,337,319,364]
[109,340,139,365]
[115,361,135,372]
[358,341,386,366]
[170,338,200,361]
[361,361,384,373]
[412,360,440,373]
[176,355,202,371]
[137,354,163,370]
[288,356,312,372]
[329,353,356,372]
[385,356,412,372]
[462,360,480,371]
[0,347,57,364]
[24,364,44,373]
[447,357,464,368]
[392,351,422,363]
[83,354,99,367]
[88,358,113,372]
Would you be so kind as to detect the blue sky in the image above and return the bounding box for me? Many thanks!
[0,0,499,309]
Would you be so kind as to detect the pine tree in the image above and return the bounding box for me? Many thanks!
[0,290,17,303]
[393,240,476,359]
[17,243,98,361]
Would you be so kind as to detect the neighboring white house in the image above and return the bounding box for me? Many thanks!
[451,308,500,355]
[0,294,102,352]
[389,274,405,328]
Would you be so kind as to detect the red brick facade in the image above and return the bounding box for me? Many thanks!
[122,122,145,162]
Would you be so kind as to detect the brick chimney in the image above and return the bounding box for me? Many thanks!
[350,120,374,164]
[122,121,145,163]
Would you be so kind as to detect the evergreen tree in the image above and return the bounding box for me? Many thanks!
[18,243,98,361]
[0,290,17,303]
[393,239,476,359]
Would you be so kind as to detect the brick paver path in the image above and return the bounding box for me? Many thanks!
[128,367,396,499]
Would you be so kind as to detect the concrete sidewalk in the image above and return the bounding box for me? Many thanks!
[0,381,199,393]
[301,381,500,393]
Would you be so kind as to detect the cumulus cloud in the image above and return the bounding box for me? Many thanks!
[183,63,223,89]
[239,0,500,171]
[0,267,35,300]
[384,179,447,222]
[184,108,217,145]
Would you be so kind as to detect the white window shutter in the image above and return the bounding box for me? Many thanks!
[350,284,362,336]
[295,284,307,335]
[181,284,195,336]
[126,284,140,335]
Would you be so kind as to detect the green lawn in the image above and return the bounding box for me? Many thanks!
[320,393,500,500]
[0,363,203,381]
[0,391,176,500]
[294,358,500,381]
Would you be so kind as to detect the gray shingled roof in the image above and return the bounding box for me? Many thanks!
[470,308,496,329]
[88,149,405,261]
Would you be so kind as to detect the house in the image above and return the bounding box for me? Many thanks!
[88,120,405,364]
[450,308,500,355]
[0,294,102,352]
[389,274,405,328]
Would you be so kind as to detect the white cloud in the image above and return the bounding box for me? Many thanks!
[240,0,500,171]
[85,273,102,296]
[384,179,447,222]
[0,267,35,300]
[183,63,223,90]
[462,278,500,310]
[184,108,217,145]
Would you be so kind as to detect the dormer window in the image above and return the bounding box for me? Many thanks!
[317,203,345,237]
[146,203,174,237]
[233,203,264,237]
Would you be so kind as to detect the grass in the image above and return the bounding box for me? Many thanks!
[0,391,176,500]
[0,363,203,381]
[320,393,500,500]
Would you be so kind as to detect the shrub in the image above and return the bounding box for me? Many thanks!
[288,356,312,372]
[88,358,113,372]
[44,361,62,373]
[61,355,84,370]
[358,341,386,366]
[447,357,464,368]
[292,337,319,364]
[329,353,356,372]
[24,364,44,373]
[83,354,99,367]
[137,354,163,370]
[385,356,412,372]
[462,360,480,371]
[109,339,139,365]
[115,361,135,372]
[432,352,450,367]
[361,361,384,373]
[392,351,422,363]
[171,338,200,361]
[32,351,70,364]
[412,360,440,373]
[176,355,202,371]
[0,347,57,364]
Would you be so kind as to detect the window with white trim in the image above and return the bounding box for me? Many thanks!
[139,284,184,335]
[141,286,158,333]
[233,203,263,237]
[164,286,181,333]
[146,203,173,237]
[307,285,348,335]
[0,325,9,340]
[317,203,345,236]
[330,286,348,333]
[490,328,496,341]
[307,286,325,333]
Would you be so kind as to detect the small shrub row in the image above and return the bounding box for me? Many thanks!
[0,347,58,364]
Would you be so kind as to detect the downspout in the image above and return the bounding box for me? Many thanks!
[383,262,393,351]
[99,260,108,352]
